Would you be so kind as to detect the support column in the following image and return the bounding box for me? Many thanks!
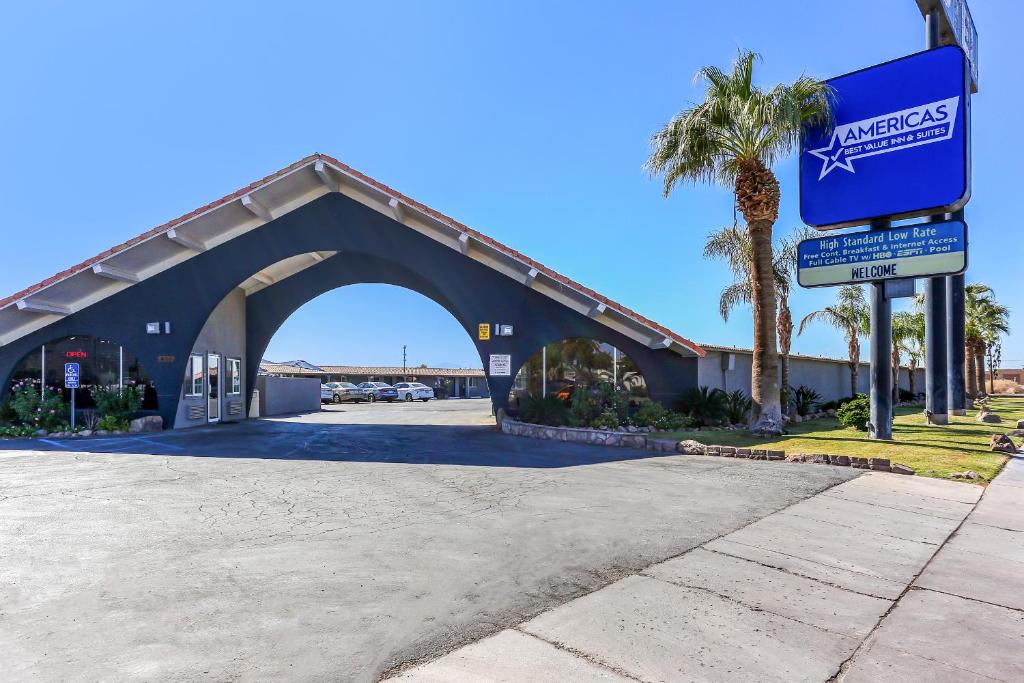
[869,219,893,440]
[947,269,967,415]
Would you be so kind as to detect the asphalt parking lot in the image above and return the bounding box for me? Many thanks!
[0,399,858,681]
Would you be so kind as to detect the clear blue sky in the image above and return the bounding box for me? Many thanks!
[1,1,1018,369]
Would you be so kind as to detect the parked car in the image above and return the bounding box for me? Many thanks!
[393,382,435,402]
[357,382,399,403]
[321,382,365,404]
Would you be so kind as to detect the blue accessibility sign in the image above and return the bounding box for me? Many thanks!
[797,219,967,288]
[800,46,970,229]
[64,362,80,389]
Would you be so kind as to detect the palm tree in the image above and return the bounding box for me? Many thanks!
[704,225,813,416]
[891,311,919,403]
[896,311,925,399]
[799,285,870,397]
[646,49,833,433]
[963,284,1010,397]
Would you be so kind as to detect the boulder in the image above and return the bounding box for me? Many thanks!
[677,440,706,455]
[35,429,47,437]
[766,450,785,461]
[990,434,1018,454]
[950,470,980,480]
[129,416,163,434]
[1017,419,1024,430]
[830,455,851,466]
[891,463,915,476]
[791,414,802,424]
[79,430,92,437]
[1009,429,1024,438]
[978,411,1002,424]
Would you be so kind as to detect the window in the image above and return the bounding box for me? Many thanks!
[184,354,204,397]
[227,358,241,395]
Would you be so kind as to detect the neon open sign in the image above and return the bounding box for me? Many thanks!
[65,351,88,358]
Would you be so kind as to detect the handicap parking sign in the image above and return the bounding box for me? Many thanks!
[65,362,80,389]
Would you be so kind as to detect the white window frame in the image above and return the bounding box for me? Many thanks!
[185,354,204,397]
[227,357,242,395]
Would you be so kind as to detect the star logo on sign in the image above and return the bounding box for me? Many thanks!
[807,133,855,180]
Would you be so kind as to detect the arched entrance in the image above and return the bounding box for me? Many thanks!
[0,155,703,431]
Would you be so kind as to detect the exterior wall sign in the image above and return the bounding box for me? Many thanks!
[64,362,80,389]
[478,323,491,341]
[488,354,511,377]
[797,219,967,288]
[800,46,970,229]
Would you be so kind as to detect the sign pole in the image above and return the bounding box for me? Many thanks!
[947,212,967,414]
[869,219,893,440]
[922,8,949,425]
[70,387,76,431]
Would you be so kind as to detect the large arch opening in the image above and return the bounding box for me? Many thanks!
[250,281,494,427]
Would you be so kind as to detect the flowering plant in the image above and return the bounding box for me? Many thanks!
[8,381,68,432]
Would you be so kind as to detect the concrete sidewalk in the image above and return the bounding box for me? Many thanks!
[841,455,1024,682]
[392,468,1006,682]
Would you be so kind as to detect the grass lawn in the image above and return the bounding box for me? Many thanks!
[653,396,1024,484]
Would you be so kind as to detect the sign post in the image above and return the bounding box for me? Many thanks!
[799,45,971,438]
[64,362,80,431]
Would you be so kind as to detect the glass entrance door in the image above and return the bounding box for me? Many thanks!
[207,354,221,422]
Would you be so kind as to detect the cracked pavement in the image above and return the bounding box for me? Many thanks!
[0,401,858,681]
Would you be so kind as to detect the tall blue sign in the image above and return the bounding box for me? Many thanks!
[800,46,970,229]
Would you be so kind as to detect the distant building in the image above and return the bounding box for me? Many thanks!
[259,360,488,399]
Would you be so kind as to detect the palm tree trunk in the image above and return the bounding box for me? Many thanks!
[975,342,986,395]
[848,335,860,396]
[891,344,900,403]
[747,218,782,432]
[988,349,996,393]
[778,298,793,415]
[966,343,978,398]
[908,358,917,397]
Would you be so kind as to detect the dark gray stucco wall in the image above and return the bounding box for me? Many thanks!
[0,192,699,428]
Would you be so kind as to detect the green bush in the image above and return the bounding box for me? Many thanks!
[0,396,17,426]
[655,411,698,431]
[724,389,751,425]
[96,415,129,432]
[676,386,728,425]
[591,409,621,430]
[519,393,569,427]
[836,395,871,431]
[819,395,862,412]
[90,385,142,424]
[631,400,667,428]
[791,385,823,417]
[8,381,68,432]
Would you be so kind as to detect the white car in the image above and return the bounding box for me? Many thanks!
[393,382,435,402]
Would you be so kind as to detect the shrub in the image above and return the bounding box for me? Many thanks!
[90,385,143,424]
[818,395,862,412]
[631,400,668,428]
[8,381,67,432]
[836,395,871,431]
[519,393,569,427]
[655,411,698,431]
[791,385,822,417]
[992,378,1024,395]
[0,396,17,426]
[897,388,916,402]
[676,386,728,425]
[724,390,751,425]
[591,409,621,430]
[96,415,129,432]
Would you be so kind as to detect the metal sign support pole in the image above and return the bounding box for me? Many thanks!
[923,8,949,425]
[869,219,893,440]
[70,387,76,431]
[947,216,967,413]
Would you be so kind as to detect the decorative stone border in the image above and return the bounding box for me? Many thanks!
[499,414,915,475]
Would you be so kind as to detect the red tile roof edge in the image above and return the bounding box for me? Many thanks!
[1,153,705,358]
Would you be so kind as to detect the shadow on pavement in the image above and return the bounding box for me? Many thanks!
[0,419,674,469]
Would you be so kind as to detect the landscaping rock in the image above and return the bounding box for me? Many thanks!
[720,446,736,457]
[129,416,163,434]
[850,456,869,469]
[791,414,802,424]
[830,455,851,466]
[788,453,813,463]
[766,450,785,461]
[891,463,915,476]
[826,409,836,417]
[990,434,1018,454]
[79,430,92,437]
[868,457,891,468]
[1017,419,1024,429]
[676,440,706,455]
[1009,429,1024,438]
[35,429,47,437]
[951,470,980,480]
[96,430,109,435]
[705,446,721,456]
[736,448,751,457]
[977,411,1002,423]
